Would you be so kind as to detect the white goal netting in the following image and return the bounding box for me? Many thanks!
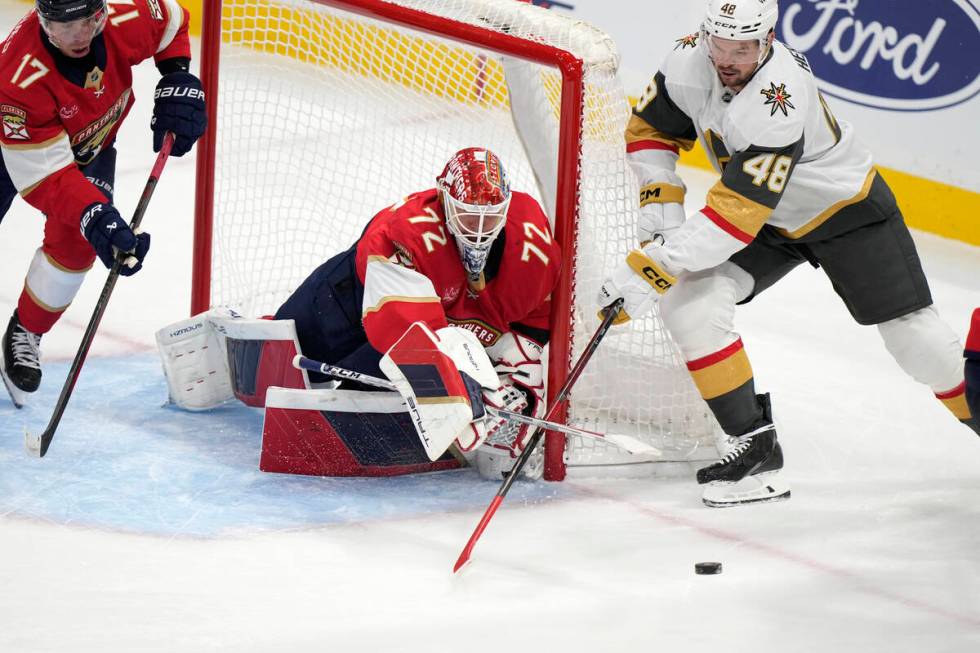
[200,0,718,476]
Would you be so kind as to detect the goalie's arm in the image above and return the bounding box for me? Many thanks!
[357,252,450,354]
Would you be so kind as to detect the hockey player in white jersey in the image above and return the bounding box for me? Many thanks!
[598,0,978,507]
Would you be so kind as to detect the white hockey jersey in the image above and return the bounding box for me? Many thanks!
[627,34,875,273]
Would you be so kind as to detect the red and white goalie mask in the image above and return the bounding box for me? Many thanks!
[437,147,512,279]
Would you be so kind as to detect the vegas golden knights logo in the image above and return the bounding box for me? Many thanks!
[84,67,105,97]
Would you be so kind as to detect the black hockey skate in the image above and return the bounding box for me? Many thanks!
[697,393,790,507]
[1,311,43,408]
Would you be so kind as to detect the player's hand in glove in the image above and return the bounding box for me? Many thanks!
[481,332,546,442]
[637,168,686,245]
[152,72,207,157]
[597,243,677,324]
[81,202,151,276]
[471,332,547,479]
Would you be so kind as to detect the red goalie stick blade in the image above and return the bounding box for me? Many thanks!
[452,300,624,574]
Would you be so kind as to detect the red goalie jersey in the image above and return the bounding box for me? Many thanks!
[0,0,190,230]
[356,188,561,353]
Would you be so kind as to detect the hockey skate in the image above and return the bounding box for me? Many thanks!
[1,311,43,409]
[697,394,791,507]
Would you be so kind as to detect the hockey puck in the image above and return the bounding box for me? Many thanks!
[695,562,722,575]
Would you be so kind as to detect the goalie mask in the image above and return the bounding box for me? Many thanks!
[437,147,512,279]
[701,0,777,66]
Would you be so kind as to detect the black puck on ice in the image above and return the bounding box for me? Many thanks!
[695,562,722,575]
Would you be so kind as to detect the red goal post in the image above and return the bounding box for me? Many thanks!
[191,0,717,480]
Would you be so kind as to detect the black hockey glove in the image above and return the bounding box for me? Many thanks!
[152,72,207,157]
[81,202,151,276]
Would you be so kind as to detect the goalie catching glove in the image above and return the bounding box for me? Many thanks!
[379,322,500,461]
[597,242,677,324]
[474,332,547,480]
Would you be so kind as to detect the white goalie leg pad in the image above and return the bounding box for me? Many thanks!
[701,471,791,508]
[155,309,236,411]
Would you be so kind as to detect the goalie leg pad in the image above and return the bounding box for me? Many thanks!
[156,312,235,411]
[260,387,460,476]
[157,309,311,410]
[210,312,310,407]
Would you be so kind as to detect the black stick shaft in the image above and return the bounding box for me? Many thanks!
[33,134,175,457]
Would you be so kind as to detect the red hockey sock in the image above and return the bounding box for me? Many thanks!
[17,289,64,335]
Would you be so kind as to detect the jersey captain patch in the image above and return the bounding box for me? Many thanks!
[760,82,796,117]
[84,66,105,97]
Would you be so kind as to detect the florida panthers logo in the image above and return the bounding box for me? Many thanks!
[71,90,131,164]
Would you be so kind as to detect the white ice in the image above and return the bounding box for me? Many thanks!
[1,6,979,651]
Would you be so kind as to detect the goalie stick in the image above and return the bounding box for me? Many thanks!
[453,299,624,573]
[24,133,175,458]
[291,355,659,456]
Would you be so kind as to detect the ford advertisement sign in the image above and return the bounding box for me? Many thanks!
[778,0,980,111]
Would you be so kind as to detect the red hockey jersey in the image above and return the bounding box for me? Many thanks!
[0,0,190,227]
[355,189,561,354]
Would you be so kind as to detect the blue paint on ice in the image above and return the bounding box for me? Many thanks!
[0,354,565,537]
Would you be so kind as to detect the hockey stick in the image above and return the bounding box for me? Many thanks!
[291,354,658,456]
[452,299,624,573]
[24,133,175,458]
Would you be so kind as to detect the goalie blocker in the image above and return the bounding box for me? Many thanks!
[379,321,500,461]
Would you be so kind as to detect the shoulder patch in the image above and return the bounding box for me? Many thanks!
[389,240,416,269]
[760,82,796,117]
[147,0,164,21]
[674,33,699,50]
[2,105,29,140]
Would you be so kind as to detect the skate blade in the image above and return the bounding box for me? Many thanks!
[0,349,27,409]
[702,472,791,508]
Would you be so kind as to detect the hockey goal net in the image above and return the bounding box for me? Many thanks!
[191,0,718,480]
